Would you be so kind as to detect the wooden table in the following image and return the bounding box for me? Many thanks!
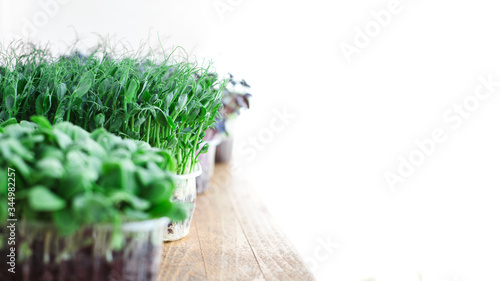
[158,164,316,281]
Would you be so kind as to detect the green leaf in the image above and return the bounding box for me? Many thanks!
[142,181,172,204]
[107,190,151,210]
[43,94,52,113]
[72,194,113,223]
[55,122,89,141]
[134,116,146,130]
[35,94,46,115]
[28,186,66,211]
[8,155,31,178]
[0,118,17,128]
[186,107,200,123]
[165,92,174,107]
[53,210,79,236]
[155,110,169,127]
[7,139,33,161]
[141,90,151,102]
[149,94,158,104]
[167,202,189,221]
[109,115,123,132]
[157,151,176,171]
[56,83,67,100]
[72,97,83,109]
[54,99,68,122]
[148,200,173,217]
[125,79,139,103]
[97,78,112,95]
[175,94,188,112]
[198,143,209,155]
[109,66,119,77]
[52,129,73,149]
[186,100,196,112]
[196,84,203,94]
[4,86,16,111]
[40,146,64,162]
[95,113,105,127]
[17,78,28,95]
[166,115,175,128]
[100,159,137,193]
[0,111,8,122]
[31,116,52,129]
[150,200,188,221]
[72,70,94,99]
[36,158,64,178]
[196,106,207,122]
[167,137,178,149]
[123,208,149,220]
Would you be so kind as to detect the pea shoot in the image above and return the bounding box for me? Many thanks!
[0,43,225,175]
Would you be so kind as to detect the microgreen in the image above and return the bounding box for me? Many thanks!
[0,43,225,175]
[0,116,186,248]
[214,74,251,135]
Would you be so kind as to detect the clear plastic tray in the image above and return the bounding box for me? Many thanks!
[196,138,221,194]
[0,218,168,281]
[163,163,202,241]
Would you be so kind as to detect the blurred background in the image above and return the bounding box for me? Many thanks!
[2,0,500,280]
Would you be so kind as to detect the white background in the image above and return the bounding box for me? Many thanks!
[2,0,500,280]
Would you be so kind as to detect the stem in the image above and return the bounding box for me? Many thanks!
[187,125,204,173]
[164,132,167,149]
[177,148,184,174]
[156,125,160,148]
[66,100,72,121]
[146,116,151,143]
[84,113,89,130]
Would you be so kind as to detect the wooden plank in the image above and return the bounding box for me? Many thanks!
[159,164,315,281]
[158,222,207,281]
[227,176,316,281]
[194,173,266,281]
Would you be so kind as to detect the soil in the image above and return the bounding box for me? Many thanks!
[0,229,161,281]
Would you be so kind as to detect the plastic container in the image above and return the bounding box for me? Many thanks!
[196,138,221,194]
[164,163,202,241]
[0,218,168,281]
[215,118,236,163]
[215,137,233,163]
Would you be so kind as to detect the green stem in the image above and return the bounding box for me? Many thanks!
[156,125,160,148]
[187,125,204,173]
[66,100,72,121]
[84,113,89,131]
[146,116,151,143]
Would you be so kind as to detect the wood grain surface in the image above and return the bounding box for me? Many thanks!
[159,164,315,281]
